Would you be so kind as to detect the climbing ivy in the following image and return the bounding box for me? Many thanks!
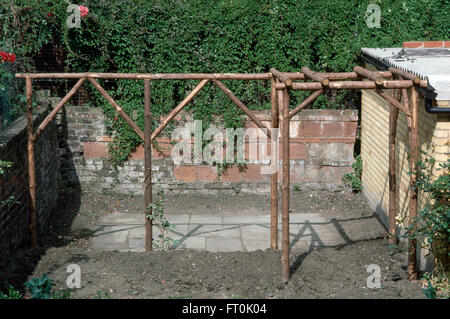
[1,0,449,165]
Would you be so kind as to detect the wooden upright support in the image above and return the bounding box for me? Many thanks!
[388,86,400,244]
[408,85,419,279]
[270,77,279,250]
[144,79,153,251]
[26,77,37,248]
[281,87,290,281]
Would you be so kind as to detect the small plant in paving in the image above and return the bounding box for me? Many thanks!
[146,186,179,250]
[342,154,363,192]
[293,184,301,192]
[0,285,22,299]
[94,290,112,299]
[24,273,54,299]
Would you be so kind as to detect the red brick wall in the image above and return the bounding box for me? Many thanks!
[68,108,358,193]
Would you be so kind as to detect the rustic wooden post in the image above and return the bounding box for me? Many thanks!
[281,87,290,281]
[270,77,279,250]
[144,79,153,251]
[26,77,37,248]
[388,87,400,244]
[408,85,419,279]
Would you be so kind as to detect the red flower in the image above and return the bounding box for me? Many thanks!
[47,12,54,17]
[79,5,89,18]
[8,53,15,63]
[1,51,16,63]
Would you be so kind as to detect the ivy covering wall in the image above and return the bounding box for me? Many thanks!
[1,0,449,164]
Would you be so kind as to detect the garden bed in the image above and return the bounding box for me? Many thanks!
[0,187,425,299]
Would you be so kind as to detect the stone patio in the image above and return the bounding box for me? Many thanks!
[91,213,350,252]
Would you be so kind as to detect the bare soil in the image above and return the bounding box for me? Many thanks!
[0,186,425,299]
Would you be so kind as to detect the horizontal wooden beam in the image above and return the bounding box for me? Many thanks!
[353,66,384,86]
[270,68,292,87]
[16,70,394,81]
[283,71,392,80]
[16,73,272,80]
[388,67,424,86]
[277,80,424,90]
[301,67,329,86]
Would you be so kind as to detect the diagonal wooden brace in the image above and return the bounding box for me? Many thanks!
[289,90,323,118]
[89,78,144,140]
[33,78,86,142]
[151,79,209,140]
[213,79,271,139]
[376,89,411,116]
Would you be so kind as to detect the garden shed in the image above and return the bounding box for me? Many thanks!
[360,41,450,270]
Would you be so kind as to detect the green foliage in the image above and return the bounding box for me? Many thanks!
[146,186,179,249]
[24,273,54,299]
[1,195,20,207]
[1,0,448,162]
[93,290,112,299]
[342,154,363,192]
[0,160,12,175]
[0,161,20,208]
[422,280,437,299]
[0,285,22,299]
[404,155,449,276]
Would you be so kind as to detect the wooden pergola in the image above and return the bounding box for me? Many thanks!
[16,66,427,281]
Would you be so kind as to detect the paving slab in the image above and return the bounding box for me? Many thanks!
[90,211,368,252]
[206,237,243,252]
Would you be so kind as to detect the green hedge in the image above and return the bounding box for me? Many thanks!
[1,0,449,164]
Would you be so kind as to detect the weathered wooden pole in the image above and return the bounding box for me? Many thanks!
[388,87,400,245]
[281,87,290,281]
[408,85,419,279]
[270,77,279,250]
[26,77,37,248]
[144,79,153,251]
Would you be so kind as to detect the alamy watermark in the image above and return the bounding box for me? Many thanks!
[365,4,381,29]
[366,264,381,289]
[66,4,89,29]
[66,264,81,289]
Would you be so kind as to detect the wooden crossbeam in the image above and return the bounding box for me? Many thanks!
[276,80,424,90]
[270,68,293,87]
[388,67,424,86]
[301,67,329,86]
[353,66,384,86]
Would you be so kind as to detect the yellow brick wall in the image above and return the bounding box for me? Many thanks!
[361,89,450,229]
